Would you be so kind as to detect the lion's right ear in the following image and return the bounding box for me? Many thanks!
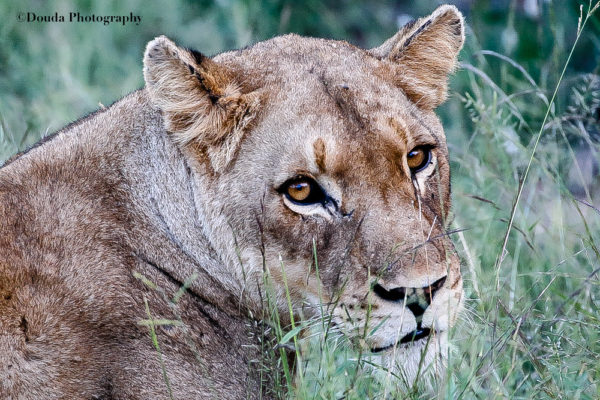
[143,36,259,171]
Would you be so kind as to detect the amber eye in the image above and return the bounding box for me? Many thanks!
[407,146,432,174]
[280,177,326,205]
[288,181,311,202]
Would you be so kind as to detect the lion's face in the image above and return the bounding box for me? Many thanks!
[143,5,464,382]
[233,72,462,364]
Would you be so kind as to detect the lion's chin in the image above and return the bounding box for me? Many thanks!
[370,327,433,353]
[364,330,448,389]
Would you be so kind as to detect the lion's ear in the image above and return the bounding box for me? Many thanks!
[143,36,259,171]
[370,5,464,109]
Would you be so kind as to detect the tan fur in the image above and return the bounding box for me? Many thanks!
[0,5,464,398]
[370,5,465,109]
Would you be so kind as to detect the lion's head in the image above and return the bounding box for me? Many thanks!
[143,4,464,384]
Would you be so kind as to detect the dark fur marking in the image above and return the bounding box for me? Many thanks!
[181,150,201,223]
[402,19,417,32]
[19,316,29,342]
[401,18,433,50]
[194,72,219,104]
[96,375,115,400]
[450,275,462,290]
[318,74,366,132]
[134,252,232,339]
[189,49,206,65]
[188,48,222,103]
[450,19,462,36]
[313,138,327,173]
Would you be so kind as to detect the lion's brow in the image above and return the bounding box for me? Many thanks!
[409,109,441,146]
[390,114,440,148]
[387,117,408,144]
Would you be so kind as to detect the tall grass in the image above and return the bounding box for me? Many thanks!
[1,0,599,399]
[444,3,600,398]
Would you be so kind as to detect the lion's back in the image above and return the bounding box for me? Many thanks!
[0,160,138,399]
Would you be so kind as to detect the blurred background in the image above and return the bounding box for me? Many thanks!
[1,1,599,398]
[1,0,597,154]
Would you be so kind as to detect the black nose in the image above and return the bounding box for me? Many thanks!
[372,284,406,302]
[372,276,447,319]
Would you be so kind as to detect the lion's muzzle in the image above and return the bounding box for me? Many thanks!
[369,276,447,351]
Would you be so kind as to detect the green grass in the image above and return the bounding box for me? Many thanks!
[2,0,599,399]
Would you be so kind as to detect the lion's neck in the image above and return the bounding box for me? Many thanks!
[116,91,250,318]
[1,90,278,397]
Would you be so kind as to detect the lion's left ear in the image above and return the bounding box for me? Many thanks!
[143,36,260,171]
[370,5,465,109]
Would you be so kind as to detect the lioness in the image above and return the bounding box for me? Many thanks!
[0,5,464,399]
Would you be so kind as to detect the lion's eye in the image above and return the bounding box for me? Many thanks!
[407,146,432,174]
[280,177,326,205]
[288,181,310,202]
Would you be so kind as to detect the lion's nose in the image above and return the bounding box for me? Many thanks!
[373,276,447,319]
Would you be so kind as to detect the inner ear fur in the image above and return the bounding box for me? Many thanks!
[370,5,465,109]
[143,36,259,171]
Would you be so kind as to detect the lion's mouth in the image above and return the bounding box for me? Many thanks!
[370,328,432,353]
